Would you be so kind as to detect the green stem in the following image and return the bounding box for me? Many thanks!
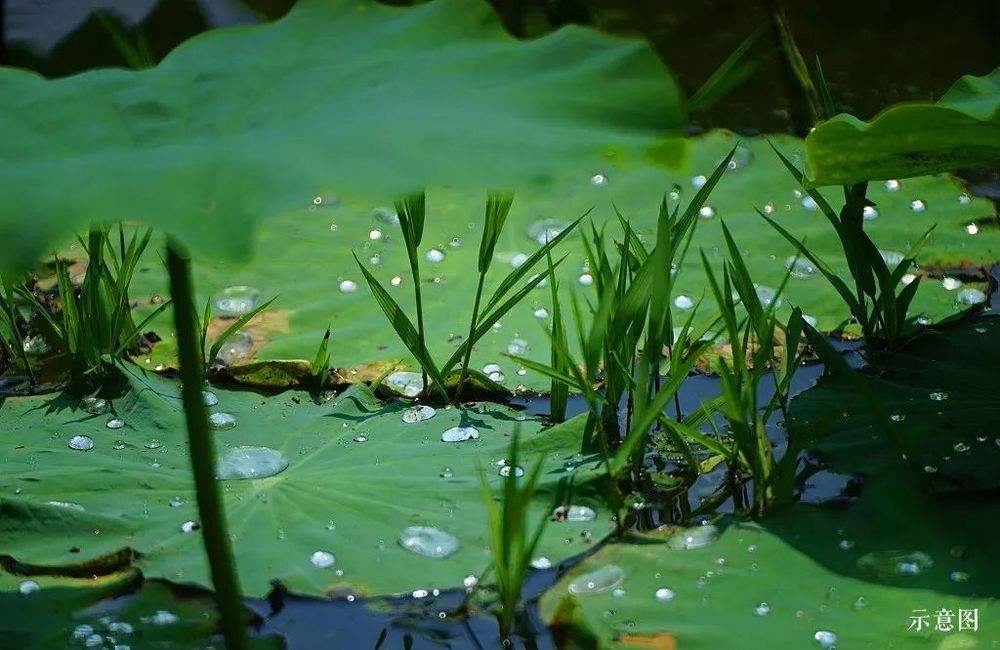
[408,253,427,394]
[166,241,249,650]
[765,0,821,131]
[456,272,486,401]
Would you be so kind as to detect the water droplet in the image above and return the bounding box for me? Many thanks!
[590,173,608,186]
[146,610,179,626]
[965,222,979,235]
[762,202,775,214]
[673,295,694,310]
[499,464,524,477]
[754,602,772,616]
[384,371,424,397]
[108,621,133,635]
[578,273,594,286]
[909,199,926,212]
[352,435,368,443]
[956,287,986,305]
[209,412,237,431]
[398,525,459,558]
[213,286,261,317]
[390,276,404,287]
[426,249,445,263]
[114,440,126,450]
[880,250,905,269]
[890,413,905,422]
[950,571,969,583]
[339,279,357,293]
[942,276,962,291]
[169,497,184,507]
[754,285,781,309]
[801,196,818,211]
[857,550,933,577]
[105,418,124,430]
[439,466,454,479]
[531,557,552,570]
[402,405,436,423]
[568,565,625,595]
[144,439,162,450]
[901,273,917,286]
[18,580,39,595]
[565,505,597,521]
[310,550,336,568]
[884,179,900,191]
[525,219,569,246]
[669,184,682,200]
[72,624,95,640]
[929,391,949,401]
[803,314,818,327]
[698,205,716,219]
[506,338,529,356]
[667,525,719,550]
[655,587,676,602]
[216,446,289,480]
[953,441,971,453]
[202,391,218,407]
[180,520,199,533]
[692,175,707,188]
[862,206,879,220]
[216,331,253,364]
[441,426,479,443]
[69,435,94,451]
[463,574,478,588]
[533,307,550,319]
[368,228,383,241]
[786,256,817,279]
[412,589,429,599]
[813,630,838,648]
[80,396,109,415]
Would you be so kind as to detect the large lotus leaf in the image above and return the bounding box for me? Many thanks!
[806,68,1000,186]
[788,315,1000,493]
[0,0,684,274]
[0,570,282,649]
[539,354,1000,647]
[0,368,614,598]
[118,131,996,390]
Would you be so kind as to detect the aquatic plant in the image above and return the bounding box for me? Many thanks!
[196,293,276,373]
[697,223,804,516]
[480,430,548,641]
[11,226,170,391]
[356,191,581,401]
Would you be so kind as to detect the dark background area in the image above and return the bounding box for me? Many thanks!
[1,0,997,134]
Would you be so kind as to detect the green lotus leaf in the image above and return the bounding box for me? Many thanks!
[806,68,1000,186]
[788,314,1000,493]
[540,319,1000,645]
[121,131,996,391]
[0,0,685,273]
[0,368,614,598]
[0,570,282,649]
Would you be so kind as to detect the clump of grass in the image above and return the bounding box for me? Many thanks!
[479,429,547,642]
[694,222,805,516]
[309,326,332,398]
[354,190,581,402]
[761,60,932,349]
[0,275,36,385]
[510,149,736,490]
[196,294,276,373]
[9,226,170,391]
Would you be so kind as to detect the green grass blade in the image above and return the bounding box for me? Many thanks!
[207,297,277,367]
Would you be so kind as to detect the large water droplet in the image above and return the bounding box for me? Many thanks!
[814,630,837,647]
[384,371,424,397]
[18,580,39,595]
[667,524,719,550]
[531,557,552,570]
[209,412,237,431]
[398,525,459,558]
[561,505,597,522]
[698,205,716,219]
[754,285,781,309]
[956,288,985,305]
[526,219,569,245]
[402,405,436,423]
[942,276,963,291]
[145,610,179,626]
[202,391,219,407]
[339,279,357,293]
[909,199,927,212]
[68,435,94,451]
[216,331,254,364]
[862,206,879,220]
[754,602,772,616]
[857,550,933,577]
[80,397,109,415]
[216,446,289,480]
[311,550,336,568]
[426,249,445,263]
[533,307,550,319]
[568,565,625,595]
[655,587,676,602]
[786,256,817,279]
[507,338,528,355]
[180,520,200,533]
[213,286,261,317]
[884,179,901,192]
[692,175,707,188]
[105,418,124,430]
[673,295,694,310]
[441,426,479,442]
